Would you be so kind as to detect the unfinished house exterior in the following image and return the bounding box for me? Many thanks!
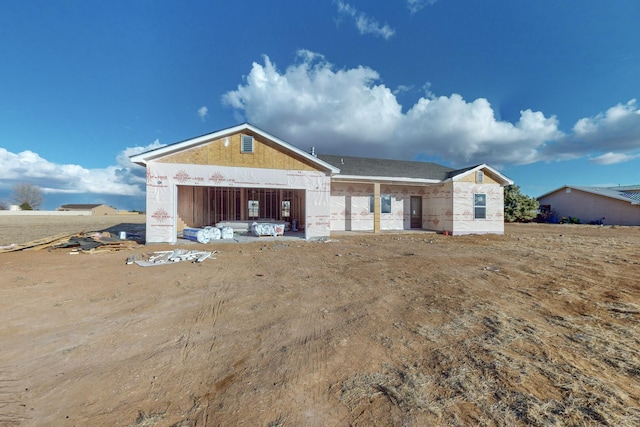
[538,185,640,225]
[130,123,513,243]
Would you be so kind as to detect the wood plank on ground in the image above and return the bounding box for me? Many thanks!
[0,233,75,253]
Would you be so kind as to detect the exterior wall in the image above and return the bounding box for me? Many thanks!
[58,205,116,215]
[423,183,454,233]
[157,132,319,172]
[539,189,640,226]
[451,181,505,234]
[92,205,117,215]
[329,182,429,231]
[329,180,506,234]
[329,182,373,231]
[144,162,331,243]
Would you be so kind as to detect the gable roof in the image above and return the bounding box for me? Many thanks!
[447,164,514,185]
[538,185,640,205]
[129,123,340,173]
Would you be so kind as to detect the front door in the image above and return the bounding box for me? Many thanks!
[410,196,422,228]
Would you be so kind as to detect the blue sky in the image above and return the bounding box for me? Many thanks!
[1,0,639,210]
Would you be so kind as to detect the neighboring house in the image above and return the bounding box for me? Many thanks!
[130,123,513,243]
[537,185,640,225]
[57,204,118,215]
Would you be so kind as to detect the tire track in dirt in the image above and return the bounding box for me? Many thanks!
[0,369,29,426]
[275,277,332,426]
[180,284,229,365]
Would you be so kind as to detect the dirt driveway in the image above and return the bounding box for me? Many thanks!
[1,218,640,426]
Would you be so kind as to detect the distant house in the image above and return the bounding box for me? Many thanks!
[57,204,118,215]
[537,185,640,225]
[130,123,513,243]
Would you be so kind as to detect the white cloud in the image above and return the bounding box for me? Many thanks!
[0,139,164,198]
[222,52,564,166]
[407,0,438,14]
[590,152,640,165]
[540,99,640,162]
[335,1,395,39]
[223,52,640,168]
[198,106,208,121]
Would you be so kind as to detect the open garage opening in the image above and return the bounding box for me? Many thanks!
[176,186,306,233]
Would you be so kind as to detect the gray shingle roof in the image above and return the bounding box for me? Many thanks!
[621,192,640,202]
[609,185,640,191]
[317,154,456,181]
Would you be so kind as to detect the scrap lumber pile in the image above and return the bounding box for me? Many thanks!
[0,231,141,254]
[127,249,216,267]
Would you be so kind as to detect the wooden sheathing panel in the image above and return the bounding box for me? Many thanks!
[158,132,322,171]
[458,169,499,184]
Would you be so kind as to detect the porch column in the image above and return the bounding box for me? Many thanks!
[374,182,380,233]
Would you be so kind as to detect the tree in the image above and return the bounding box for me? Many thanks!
[0,200,8,210]
[504,184,538,222]
[12,183,43,210]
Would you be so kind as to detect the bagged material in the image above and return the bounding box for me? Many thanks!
[251,222,285,237]
[183,228,210,243]
[220,226,234,239]
[206,226,221,240]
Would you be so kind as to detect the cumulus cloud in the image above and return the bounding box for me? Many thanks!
[0,139,164,199]
[197,106,208,121]
[223,52,640,168]
[223,52,565,166]
[335,1,395,39]
[539,99,640,163]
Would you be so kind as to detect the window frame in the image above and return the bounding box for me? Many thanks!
[248,200,259,218]
[474,193,487,220]
[369,194,392,214]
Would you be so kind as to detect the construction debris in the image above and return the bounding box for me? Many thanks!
[0,231,141,254]
[127,250,216,267]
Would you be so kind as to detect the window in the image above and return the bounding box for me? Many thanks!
[248,200,259,217]
[476,170,484,183]
[241,135,254,153]
[281,200,291,217]
[369,194,392,214]
[474,193,486,219]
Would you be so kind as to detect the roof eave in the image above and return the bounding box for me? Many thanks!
[333,175,442,184]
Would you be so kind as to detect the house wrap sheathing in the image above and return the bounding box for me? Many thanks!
[131,123,513,243]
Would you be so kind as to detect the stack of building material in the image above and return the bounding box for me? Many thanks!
[127,250,216,267]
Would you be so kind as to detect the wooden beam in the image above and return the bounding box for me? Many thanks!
[374,182,380,234]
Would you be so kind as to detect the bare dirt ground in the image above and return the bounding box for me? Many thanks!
[1,217,640,426]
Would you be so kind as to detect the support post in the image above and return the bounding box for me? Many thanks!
[374,182,380,234]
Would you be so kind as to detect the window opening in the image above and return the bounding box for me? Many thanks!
[474,193,487,219]
[369,194,392,214]
[282,200,291,217]
[248,200,259,218]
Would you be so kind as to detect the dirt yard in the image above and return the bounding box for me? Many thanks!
[1,216,640,426]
